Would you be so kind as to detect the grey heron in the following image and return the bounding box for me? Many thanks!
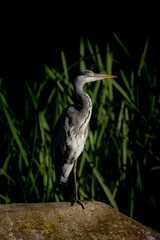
[51,70,116,209]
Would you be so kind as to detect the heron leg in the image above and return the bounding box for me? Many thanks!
[71,159,85,209]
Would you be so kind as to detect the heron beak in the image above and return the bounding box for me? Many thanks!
[94,73,117,79]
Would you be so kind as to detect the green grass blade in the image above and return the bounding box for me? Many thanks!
[138,38,149,76]
[87,39,97,64]
[79,38,87,70]
[130,187,134,218]
[0,93,29,168]
[45,65,56,80]
[95,44,104,71]
[0,194,10,203]
[106,42,113,74]
[0,154,15,183]
[120,69,131,93]
[26,82,38,110]
[61,51,68,80]
[113,32,131,58]
[93,167,119,210]
[111,78,138,111]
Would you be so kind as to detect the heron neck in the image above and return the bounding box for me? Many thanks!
[75,85,92,116]
[81,92,92,113]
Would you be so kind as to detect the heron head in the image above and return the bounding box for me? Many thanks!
[76,70,117,84]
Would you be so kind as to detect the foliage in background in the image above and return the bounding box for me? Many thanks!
[0,33,160,231]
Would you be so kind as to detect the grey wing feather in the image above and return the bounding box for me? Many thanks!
[51,105,79,183]
[51,108,68,183]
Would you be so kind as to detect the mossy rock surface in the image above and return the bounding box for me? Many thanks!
[0,201,159,240]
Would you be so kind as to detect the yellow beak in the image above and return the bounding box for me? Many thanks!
[94,73,117,79]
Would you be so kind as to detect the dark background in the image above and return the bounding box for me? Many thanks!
[1,31,159,85]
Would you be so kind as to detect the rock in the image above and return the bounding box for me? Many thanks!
[0,201,159,240]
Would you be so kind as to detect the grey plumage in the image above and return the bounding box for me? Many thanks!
[51,70,116,209]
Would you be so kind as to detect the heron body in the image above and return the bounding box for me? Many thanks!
[51,70,116,208]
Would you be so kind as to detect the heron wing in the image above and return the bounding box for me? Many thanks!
[51,107,68,179]
[51,104,81,183]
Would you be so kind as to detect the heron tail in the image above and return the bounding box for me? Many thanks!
[60,162,74,183]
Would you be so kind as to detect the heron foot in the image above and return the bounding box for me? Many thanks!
[71,198,85,209]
